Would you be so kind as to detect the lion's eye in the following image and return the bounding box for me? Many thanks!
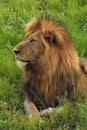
[29,39,36,45]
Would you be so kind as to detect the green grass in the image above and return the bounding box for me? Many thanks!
[0,0,87,129]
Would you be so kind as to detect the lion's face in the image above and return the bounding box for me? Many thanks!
[14,31,45,68]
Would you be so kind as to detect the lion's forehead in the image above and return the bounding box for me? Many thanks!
[25,30,42,41]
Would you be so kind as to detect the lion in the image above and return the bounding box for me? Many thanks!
[14,16,87,118]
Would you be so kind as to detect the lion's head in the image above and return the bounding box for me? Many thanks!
[14,16,86,108]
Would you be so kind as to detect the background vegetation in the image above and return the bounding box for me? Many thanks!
[0,0,87,129]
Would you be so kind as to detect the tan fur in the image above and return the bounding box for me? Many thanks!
[14,16,87,117]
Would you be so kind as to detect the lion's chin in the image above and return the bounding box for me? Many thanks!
[17,60,28,68]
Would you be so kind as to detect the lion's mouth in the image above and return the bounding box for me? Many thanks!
[16,57,30,63]
[15,57,30,68]
[16,57,38,68]
[16,59,29,68]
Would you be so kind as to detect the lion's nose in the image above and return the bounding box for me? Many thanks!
[14,49,21,55]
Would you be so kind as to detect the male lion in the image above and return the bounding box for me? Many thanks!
[14,16,87,118]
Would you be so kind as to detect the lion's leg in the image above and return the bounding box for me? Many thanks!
[40,107,63,117]
[40,107,52,117]
[24,96,40,119]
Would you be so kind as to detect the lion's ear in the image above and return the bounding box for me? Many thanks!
[45,33,57,47]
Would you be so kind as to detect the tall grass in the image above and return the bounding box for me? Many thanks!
[0,0,87,129]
